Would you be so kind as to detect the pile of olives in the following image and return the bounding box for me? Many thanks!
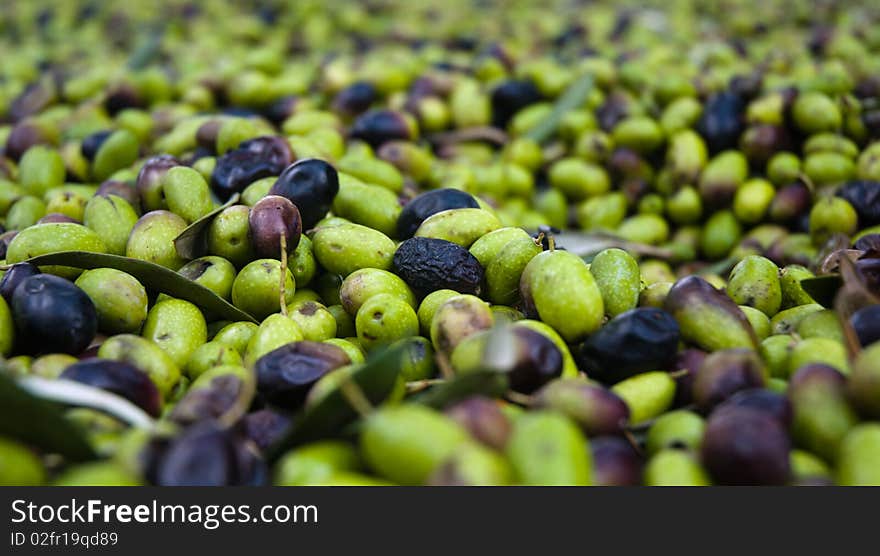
[2,0,880,486]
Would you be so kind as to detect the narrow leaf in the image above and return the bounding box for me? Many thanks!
[525,74,594,144]
[24,251,258,323]
[174,193,240,260]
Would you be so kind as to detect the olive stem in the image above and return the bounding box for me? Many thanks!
[405,378,446,393]
[338,378,375,418]
[504,390,534,406]
[279,234,288,317]
[668,369,691,379]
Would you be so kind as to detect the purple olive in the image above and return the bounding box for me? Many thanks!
[248,195,302,258]
[11,274,97,355]
[591,436,643,486]
[445,396,512,451]
[692,349,765,413]
[533,379,630,436]
[255,341,350,409]
[0,262,39,303]
[240,409,292,452]
[701,407,791,485]
[715,388,792,429]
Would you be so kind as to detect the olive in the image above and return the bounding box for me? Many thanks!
[503,327,564,394]
[490,79,542,128]
[4,121,52,161]
[397,188,479,239]
[240,409,292,452]
[332,81,377,118]
[696,91,745,154]
[269,158,339,230]
[692,349,766,413]
[95,180,141,210]
[701,407,790,485]
[60,359,161,417]
[445,396,512,451]
[210,136,293,201]
[248,195,302,258]
[714,388,792,429]
[590,436,643,486]
[0,262,39,303]
[349,109,413,148]
[576,307,680,384]
[11,274,97,355]
[850,304,880,347]
[80,130,113,161]
[0,231,17,259]
[392,237,484,297]
[837,180,880,227]
[135,154,180,211]
[533,379,630,436]
[255,341,350,409]
[103,84,143,116]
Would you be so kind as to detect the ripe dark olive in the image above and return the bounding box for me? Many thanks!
[692,349,766,413]
[349,109,412,148]
[837,180,880,227]
[396,188,479,239]
[264,95,299,125]
[0,262,39,303]
[504,327,564,394]
[80,130,113,161]
[671,348,706,406]
[392,237,484,297]
[268,158,339,230]
[155,422,267,486]
[591,436,643,486]
[60,359,161,417]
[533,379,630,436]
[769,182,811,224]
[240,409,292,452]
[170,374,247,425]
[577,308,680,384]
[332,81,377,118]
[445,396,512,451]
[490,79,542,128]
[103,85,143,116]
[740,124,791,164]
[696,91,745,154]
[715,388,792,429]
[788,363,847,391]
[4,121,52,161]
[701,407,791,485]
[248,195,302,258]
[210,136,293,201]
[851,304,880,347]
[255,341,351,409]
[11,274,97,355]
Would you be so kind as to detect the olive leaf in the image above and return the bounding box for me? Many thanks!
[409,371,508,409]
[550,230,674,259]
[266,344,406,460]
[524,73,594,144]
[0,371,97,461]
[174,193,241,259]
[23,251,258,323]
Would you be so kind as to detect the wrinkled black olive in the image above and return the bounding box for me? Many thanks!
[255,341,351,409]
[349,109,412,148]
[269,158,339,230]
[210,136,293,201]
[836,180,880,227]
[397,188,479,239]
[696,91,745,154]
[0,262,39,303]
[490,79,542,128]
[591,436,643,486]
[61,359,161,417]
[240,409,292,452]
[576,308,680,384]
[11,274,97,355]
[332,81,378,118]
[701,407,791,485]
[248,195,302,258]
[851,304,880,348]
[391,237,484,297]
[80,130,113,161]
[715,388,792,429]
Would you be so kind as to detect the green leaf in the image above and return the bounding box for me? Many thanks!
[409,371,508,409]
[174,193,240,260]
[524,74,594,144]
[0,371,96,461]
[800,275,842,308]
[24,251,258,323]
[266,344,405,460]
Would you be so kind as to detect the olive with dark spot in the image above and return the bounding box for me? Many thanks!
[576,307,681,384]
[397,188,479,239]
[248,195,302,259]
[60,358,161,417]
[11,274,97,355]
[255,341,350,409]
[211,136,293,201]
[269,158,339,230]
[392,237,484,298]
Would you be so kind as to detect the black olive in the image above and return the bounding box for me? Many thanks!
[396,188,479,239]
[11,274,97,355]
[0,262,39,303]
[255,341,351,409]
[701,407,791,485]
[391,237,484,297]
[591,436,643,486]
[851,304,880,347]
[836,180,880,227]
[696,91,746,154]
[332,81,378,118]
[349,109,413,148]
[263,95,299,125]
[60,359,161,417]
[576,307,681,384]
[248,195,302,258]
[268,158,339,230]
[490,79,542,128]
[80,130,113,161]
[210,136,293,201]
